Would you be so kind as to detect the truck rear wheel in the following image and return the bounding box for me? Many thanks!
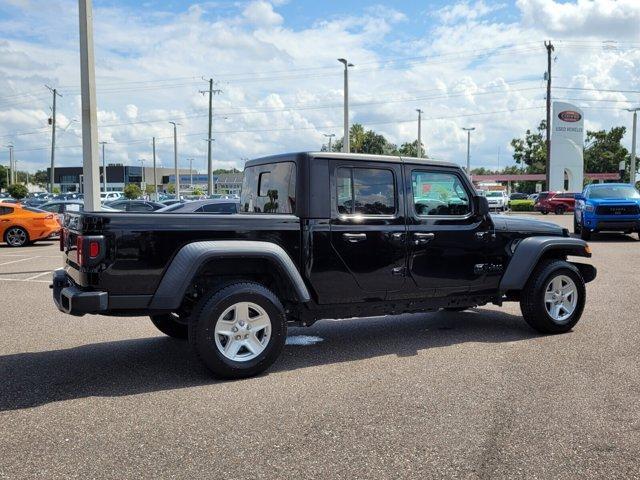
[188,282,287,379]
[520,259,585,334]
[150,313,188,339]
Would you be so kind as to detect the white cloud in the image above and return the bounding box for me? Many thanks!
[518,0,640,39]
[242,1,284,27]
[436,1,506,24]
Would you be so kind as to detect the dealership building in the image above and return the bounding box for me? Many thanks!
[48,166,243,195]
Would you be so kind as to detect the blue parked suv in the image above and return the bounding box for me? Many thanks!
[574,183,640,240]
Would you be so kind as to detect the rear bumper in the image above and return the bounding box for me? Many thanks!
[51,269,107,316]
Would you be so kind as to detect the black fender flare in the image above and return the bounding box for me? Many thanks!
[149,240,311,310]
[499,236,592,293]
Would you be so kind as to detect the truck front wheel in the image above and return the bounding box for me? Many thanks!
[520,259,585,334]
[150,313,188,339]
[188,282,287,379]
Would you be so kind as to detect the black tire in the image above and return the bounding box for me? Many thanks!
[554,205,566,215]
[580,227,591,240]
[520,259,586,334]
[4,226,29,247]
[573,216,581,234]
[188,282,286,379]
[150,313,188,339]
[540,210,548,215]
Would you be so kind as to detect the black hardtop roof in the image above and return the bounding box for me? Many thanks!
[245,151,460,169]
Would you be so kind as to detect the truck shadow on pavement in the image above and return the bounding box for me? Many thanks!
[0,309,536,411]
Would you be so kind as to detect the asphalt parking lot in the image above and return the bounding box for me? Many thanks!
[0,214,638,479]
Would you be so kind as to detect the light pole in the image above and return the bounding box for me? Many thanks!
[462,127,475,177]
[6,144,14,186]
[99,141,107,193]
[188,158,194,188]
[139,159,145,186]
[323,133,335,151]
[627,108,639,185]
[416,109,423,158]
[152,136,158,201]
[169,121,180,197]
[338,58,354,153]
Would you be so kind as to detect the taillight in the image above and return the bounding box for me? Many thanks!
[75,235,105,267]
[89,241,100,258]
[44,214,54,220]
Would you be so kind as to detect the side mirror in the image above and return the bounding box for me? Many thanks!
[474,196,489,216]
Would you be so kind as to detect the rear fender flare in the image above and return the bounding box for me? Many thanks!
[499,236,592,293]
[149,240,310,310]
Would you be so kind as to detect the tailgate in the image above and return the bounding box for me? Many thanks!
[61,212,108,285]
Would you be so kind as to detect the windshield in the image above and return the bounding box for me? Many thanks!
[589,186,640,200]
[486,191,504,197]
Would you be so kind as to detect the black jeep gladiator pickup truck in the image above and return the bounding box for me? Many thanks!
[53,152,596,379]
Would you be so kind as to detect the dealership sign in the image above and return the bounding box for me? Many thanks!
[558,110,582,122]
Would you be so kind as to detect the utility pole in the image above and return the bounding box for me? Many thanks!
[139,159,145,186]
[323,133,335,151]
[338,58,354,153]
[152,136,157,200]
[169,121,180,197]
[627,108,639,185]
[200,79,222,196]
[78,0,100,210]
[45,85,62,193]
[462,127,475,178]
[99,141,107,193]
[188,158,194,188]
[7,144,14,185]
[416,109,423,158]
[544,40,554,189]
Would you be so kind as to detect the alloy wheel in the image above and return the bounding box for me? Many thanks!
[6,228,27,247]
[214,301,272,362]
[544,275,578,323]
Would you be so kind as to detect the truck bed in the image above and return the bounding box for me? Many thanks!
[62,212,301,296]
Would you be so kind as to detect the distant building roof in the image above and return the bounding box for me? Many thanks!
[472,173,620,182]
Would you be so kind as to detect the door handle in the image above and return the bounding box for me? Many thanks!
[413,232,435,245]
[342,233,367,243]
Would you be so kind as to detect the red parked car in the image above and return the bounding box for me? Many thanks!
[534,191,578,215]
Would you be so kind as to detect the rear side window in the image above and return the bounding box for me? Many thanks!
[337,167,396,215]
[411,171,471,216]
[0,206,13,215]
[241,162,296,214]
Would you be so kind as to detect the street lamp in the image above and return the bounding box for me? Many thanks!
[99,141,107,193]
[139,158,145,186]
[323,133,335,151]
[416,109,423,158]
[187,158,194,188]
[462,127,476,177]
[169,121,180,197]
[338,58,354,153]
[626,107,639,185]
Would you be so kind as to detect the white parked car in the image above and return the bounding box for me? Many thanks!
[100,192,123,202]
[485,190,508,211]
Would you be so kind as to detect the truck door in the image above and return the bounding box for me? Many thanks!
[403,166,492,297]
[329,160,407,300]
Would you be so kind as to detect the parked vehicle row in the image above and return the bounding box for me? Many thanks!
[574,183,640,240]
[0,202,60,247]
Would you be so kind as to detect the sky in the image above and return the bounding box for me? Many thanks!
[0,0,639,174]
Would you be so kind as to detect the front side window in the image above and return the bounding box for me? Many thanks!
[412,171,471,216]
[240,162,296,214]
[337,167,396,215]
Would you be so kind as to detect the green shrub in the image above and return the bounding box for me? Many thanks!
[7,183,29,200]
[123,183,142,199]
[509,199,534,211]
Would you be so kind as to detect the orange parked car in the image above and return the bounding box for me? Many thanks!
[0,202,61,247]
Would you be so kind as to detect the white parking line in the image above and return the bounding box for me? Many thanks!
[0,277,50,283]
[24,271,53,281]
[0,257,37,266]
